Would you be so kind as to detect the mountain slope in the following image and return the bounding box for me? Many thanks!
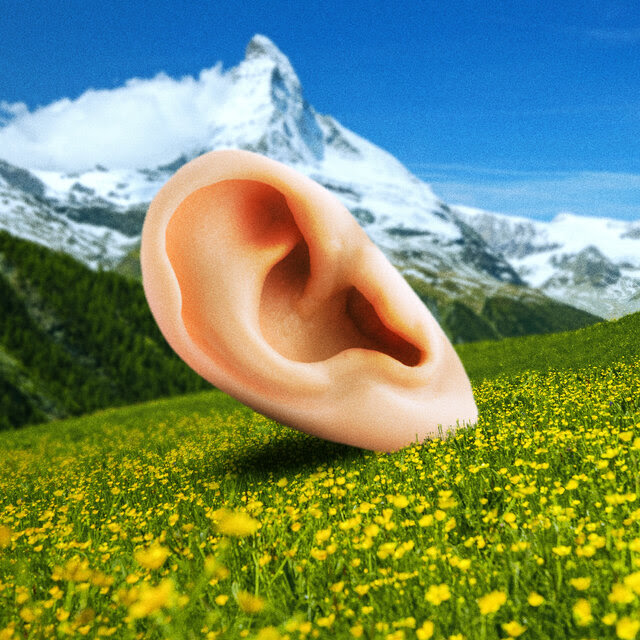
[0,230,209,430]
[454,206,640,319]
[0,229,601,430]
[0,35,604,347]
[457,310,640,382]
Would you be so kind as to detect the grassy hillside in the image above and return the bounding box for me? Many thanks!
[456,311,640,382]
[0,230,209,430]
[0,340,638,638]
[404,273,602,345]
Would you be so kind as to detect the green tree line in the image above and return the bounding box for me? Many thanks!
[0,230,209,430]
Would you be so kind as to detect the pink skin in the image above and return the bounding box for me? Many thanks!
[140,150,478,452]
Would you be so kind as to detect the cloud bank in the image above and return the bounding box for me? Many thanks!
[0,65,230,172]
[418,165,640,222]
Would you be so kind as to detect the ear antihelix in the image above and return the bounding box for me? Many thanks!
[141,149,478,453]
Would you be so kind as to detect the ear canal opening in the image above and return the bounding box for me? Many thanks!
[344,288,423,367]
[260,239,424,367]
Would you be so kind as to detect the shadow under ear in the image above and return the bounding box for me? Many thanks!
[226,429,367,479]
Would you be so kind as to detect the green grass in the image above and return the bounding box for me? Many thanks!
[456,311,640,382]
[1,317,640,638]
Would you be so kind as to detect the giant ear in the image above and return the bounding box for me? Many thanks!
[140,150,477,452]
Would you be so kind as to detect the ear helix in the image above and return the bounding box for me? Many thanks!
[140,150,478,452]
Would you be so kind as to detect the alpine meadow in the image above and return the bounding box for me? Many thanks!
[1,311,639,639]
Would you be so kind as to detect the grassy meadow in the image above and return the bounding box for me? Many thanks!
[1,315,640,639]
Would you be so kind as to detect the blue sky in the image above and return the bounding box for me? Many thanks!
[1,0,639,220]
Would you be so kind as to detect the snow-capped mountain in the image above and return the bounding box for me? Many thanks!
[0,34,634,324]
[0,35,520,289]
[454,206,640,318]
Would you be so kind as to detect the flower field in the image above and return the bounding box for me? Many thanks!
[1,351,639,638]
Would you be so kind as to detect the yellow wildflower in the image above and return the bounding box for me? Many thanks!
[477,590,507,615]
[572,598,593,626]
[623,571,640,595]
[570,577,592,591]
[19,608,36,623]
[134,544,170,570]
[315,528,332,544]
[310,548,327,561]
[256,627,282,640]
[502,621,527,637]
[528,592,545,606]
[215,510,260,537]
[258,553,271,567]
[616,617,640,640]
[129,579,174,619]
[377,542,397,559]
[214,595,228,606]
[236,590,265,614]
[416,621,434,639]
[393,617,416,628]
[358,502,374,514]
[425,583,451,606]
[392,495,409,508]
[317,613,335,627]
[0,526,12,548]
[350,624,364,637]
[609,583,635,604]
[419,514,434,527]
[0,625,15,640]
[603,612,618,625]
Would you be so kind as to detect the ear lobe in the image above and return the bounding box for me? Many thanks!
[141,149,478,452]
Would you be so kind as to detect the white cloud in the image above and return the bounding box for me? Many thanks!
[585,26,640,43]
[0,100,29,122]
[417,166,640,221]
[0,64,231,171]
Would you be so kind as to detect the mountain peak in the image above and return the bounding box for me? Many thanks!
[245,35,293,69]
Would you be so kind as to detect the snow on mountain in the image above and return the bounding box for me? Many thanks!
[0,161,137,268]
[5,34,634,324]
[454,205,640,318]
[0,35,522,290]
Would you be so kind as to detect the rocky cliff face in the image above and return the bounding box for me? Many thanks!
[454,206,640,318]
